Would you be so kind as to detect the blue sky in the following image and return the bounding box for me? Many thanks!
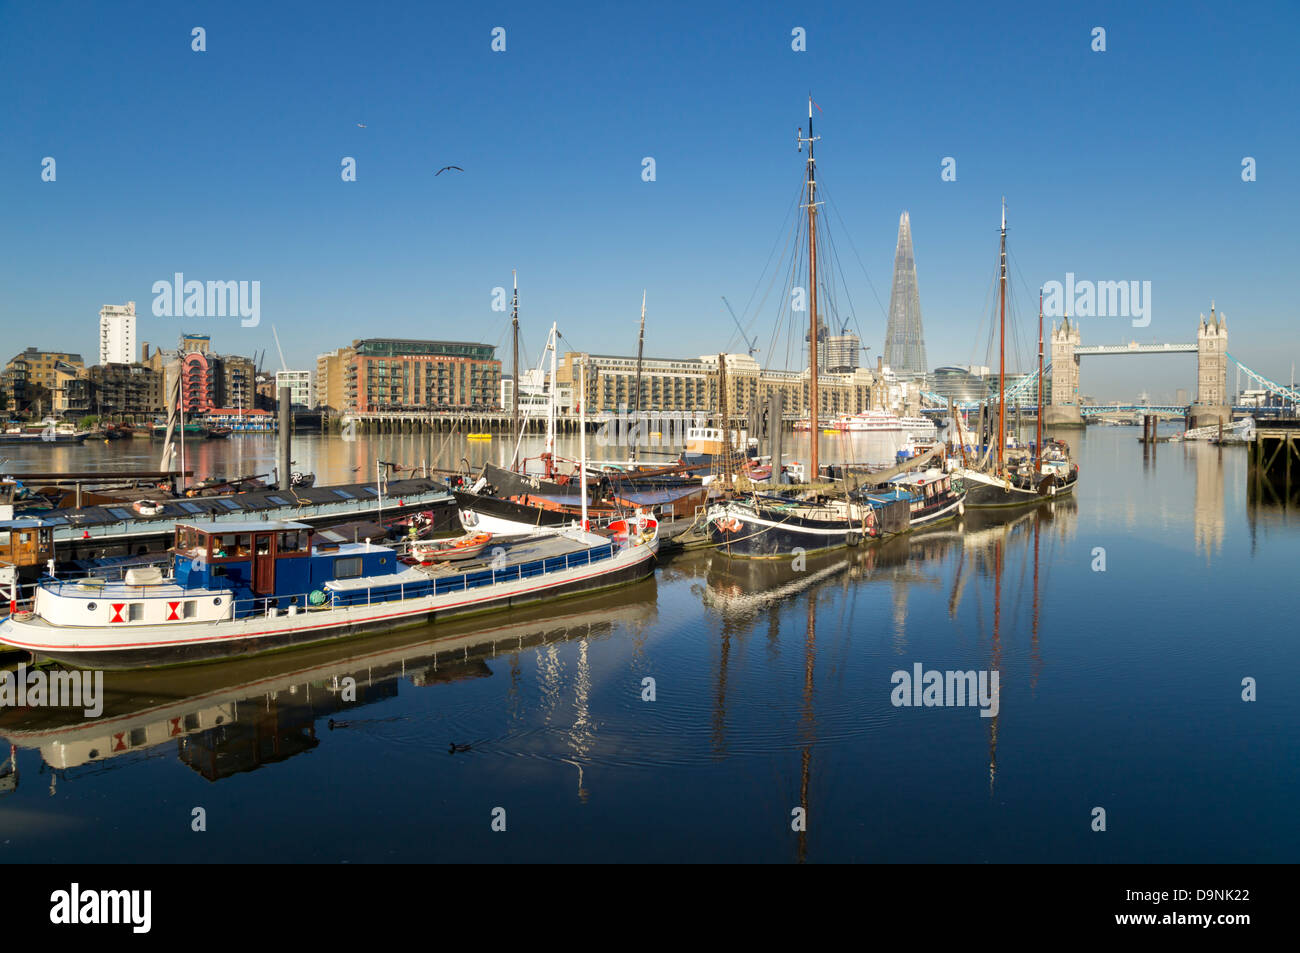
[2,0,1296,401]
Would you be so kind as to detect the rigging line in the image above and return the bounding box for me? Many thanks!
[817,175,889,321]
[813,188,869,357]
[772,209,808,371]
[749,193,804,360]
[733,183,805,352]
[817,203,863,339]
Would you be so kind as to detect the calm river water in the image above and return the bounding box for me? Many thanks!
[1,424,1296,862]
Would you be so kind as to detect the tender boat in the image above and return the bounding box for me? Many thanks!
[0,516,659,669]
[406,532,493,564]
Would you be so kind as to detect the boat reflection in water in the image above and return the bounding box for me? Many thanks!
[0,586,657,786]
[690,497,1076,860]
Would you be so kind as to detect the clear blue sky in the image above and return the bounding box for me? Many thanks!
[2,0,1296,402]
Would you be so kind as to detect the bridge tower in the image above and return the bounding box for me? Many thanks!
[1191,302,1230,427]
[1044,315,1084,427]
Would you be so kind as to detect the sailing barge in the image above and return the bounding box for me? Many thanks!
[0,514,659,669]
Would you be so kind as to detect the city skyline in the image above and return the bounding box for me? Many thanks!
[2,2,1296,404]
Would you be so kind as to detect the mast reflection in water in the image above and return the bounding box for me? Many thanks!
[2,427,1297,862]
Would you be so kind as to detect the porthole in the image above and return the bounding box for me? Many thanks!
[88,749,99,759]
[213,597,222,606]
[87,602,97,611]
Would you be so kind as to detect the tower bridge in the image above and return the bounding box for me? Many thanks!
[922,303,1294,425]
[1045,303,1229,428]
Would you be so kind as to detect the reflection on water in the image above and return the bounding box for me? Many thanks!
[2,427,1297,862]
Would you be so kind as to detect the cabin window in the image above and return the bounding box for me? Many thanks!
[128,603,144,622]
[278,530,308,554]
[0,531,9,548]
[183,600,197,619]
[130,728,147,747]
[213,534,251,559]
[255,535,272,557]
[334,556,363,579]
[20,532,31,544]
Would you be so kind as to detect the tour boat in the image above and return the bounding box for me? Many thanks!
[836,410,904,433]
[0,516,659,669]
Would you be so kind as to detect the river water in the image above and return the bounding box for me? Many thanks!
[1,424,1296,862]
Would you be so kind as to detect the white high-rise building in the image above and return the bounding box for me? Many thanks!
[276,369,313,408]
[99,302,137,365]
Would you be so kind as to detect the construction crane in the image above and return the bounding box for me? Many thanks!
[721,296,760,357]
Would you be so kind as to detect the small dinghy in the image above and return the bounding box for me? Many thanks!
[132,499,165,517]
[406,532,493,565]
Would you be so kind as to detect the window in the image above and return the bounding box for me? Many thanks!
[334,556,363,579]
[278,530,308,554]
[128,603,144,622]
[255,535,272,557]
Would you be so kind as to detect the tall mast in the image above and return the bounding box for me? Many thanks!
[511,270,520,469]
[547,322,557,460]
[632,290,646,463]
[1036,286,1043,473]
[997,198,1007,476]
[798,96,821,482]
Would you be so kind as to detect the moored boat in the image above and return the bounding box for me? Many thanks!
[0,515,659,669]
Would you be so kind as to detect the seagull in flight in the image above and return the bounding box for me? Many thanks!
[435,165,464,176]
[356,122,367,128]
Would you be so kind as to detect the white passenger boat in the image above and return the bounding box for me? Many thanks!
[0,515,658,669]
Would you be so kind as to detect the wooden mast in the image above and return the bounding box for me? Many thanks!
[511,270,520,469]
[997,198,1007,476]
[632,290,646,463]
[800,97,821,483]
[1036,286,1044,474]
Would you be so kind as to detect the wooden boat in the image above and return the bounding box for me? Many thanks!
[706,98,926,558]
[956,206,1078,508]
[406,532,493,564]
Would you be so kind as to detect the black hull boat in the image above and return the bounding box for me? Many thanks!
[453,490,616,537]
[706,496,910,559]
[482,462,593,501]
[958,467,1077,508]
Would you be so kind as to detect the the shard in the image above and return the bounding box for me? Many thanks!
[883,211,928,376]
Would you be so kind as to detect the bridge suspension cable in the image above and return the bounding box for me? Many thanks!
[1227,353,1300,405]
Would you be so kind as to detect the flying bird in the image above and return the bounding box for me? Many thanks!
[356,122,367,128]
[435,165,464,176]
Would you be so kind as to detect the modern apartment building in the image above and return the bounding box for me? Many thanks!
[315,347,353,413]
[83,363,164,416]
[98,302,137,365]
[346,339,501,413]
[557,351,878,419]
[276,370,313,408]
[1,347,86,415]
